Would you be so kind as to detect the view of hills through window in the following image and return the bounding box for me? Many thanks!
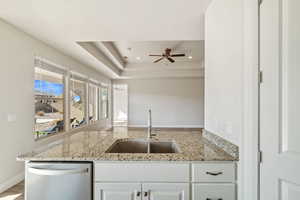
[34,68,64,139]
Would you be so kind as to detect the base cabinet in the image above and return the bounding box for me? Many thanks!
[94,162,237,200]
[192,184,235,200]
[95,183,189,200]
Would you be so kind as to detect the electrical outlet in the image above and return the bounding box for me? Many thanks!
[7,114,17,122]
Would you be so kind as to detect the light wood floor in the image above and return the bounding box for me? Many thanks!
[0,181,24,200]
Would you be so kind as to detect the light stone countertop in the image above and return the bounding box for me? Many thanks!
[17,128,238,161]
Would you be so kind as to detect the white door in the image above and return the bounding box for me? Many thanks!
[260,0,300,199]
[142,183,189,200]
[95,183,141,200]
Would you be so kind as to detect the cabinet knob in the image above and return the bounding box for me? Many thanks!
[144,191,148,197]
[137,191,141,197]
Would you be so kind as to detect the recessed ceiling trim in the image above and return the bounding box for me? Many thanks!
[124,61,204,71]
[113,40,204,64]
[120,68,204,79]
[95,42,125,70]
[77,42,121,77]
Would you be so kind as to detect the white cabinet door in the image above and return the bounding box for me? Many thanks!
[142,183,189,200]
[192,184,235,200]
[95,183,141,200]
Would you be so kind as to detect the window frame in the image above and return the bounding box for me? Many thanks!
[100,86,109,119]
[34,58,67,140]
[88,82,99,123]
[69,75,88,130]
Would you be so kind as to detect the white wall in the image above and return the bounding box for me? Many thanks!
[204,0,243,146]
[242,0,259,199]
[114,78,204,128]
[0,20,111,191]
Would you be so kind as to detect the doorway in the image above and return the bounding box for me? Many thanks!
[113,84,128,127]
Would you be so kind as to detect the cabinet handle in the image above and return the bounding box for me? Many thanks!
[28,167,89,176]
[137,191,141,197]
[206,171,223,176]
[206,198,223,200]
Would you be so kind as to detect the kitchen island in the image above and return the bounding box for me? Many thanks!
[18,128,239,200]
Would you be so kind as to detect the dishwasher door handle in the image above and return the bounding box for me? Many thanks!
[28,167,89,176]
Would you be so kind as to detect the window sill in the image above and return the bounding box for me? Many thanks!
[34,121,108,143]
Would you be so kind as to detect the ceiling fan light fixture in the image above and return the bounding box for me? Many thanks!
[149,48,185,63]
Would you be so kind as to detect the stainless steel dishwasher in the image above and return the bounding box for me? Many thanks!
[26,162,92,200]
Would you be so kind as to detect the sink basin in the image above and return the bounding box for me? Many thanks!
[106,139,180,154]
[106,139,148,153]
[150,141,180,153]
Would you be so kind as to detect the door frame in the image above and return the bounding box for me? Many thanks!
[241,0,260,200]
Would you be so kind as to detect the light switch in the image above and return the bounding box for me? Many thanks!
[7,114,17,122]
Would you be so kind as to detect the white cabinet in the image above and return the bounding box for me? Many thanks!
[95,183,189,200]
[191,163,236,200]
[143,183,189,200]
[94,162,237,200]
[192,184,235,200]
[95,183,141,200]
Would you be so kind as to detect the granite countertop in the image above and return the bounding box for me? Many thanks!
[17,128,238,162]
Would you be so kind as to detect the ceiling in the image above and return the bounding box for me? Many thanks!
[113,41,204,64]
[0,0,212,79]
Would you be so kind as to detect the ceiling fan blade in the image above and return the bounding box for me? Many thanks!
[167,57,175,63]
[149,54,162,57]
[153,57,164,63]
[170,54,185,57]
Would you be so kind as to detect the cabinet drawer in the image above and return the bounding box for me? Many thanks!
[192,184,235,200]
[192,163,235,182]
[94,163,190,182]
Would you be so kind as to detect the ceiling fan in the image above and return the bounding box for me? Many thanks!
[149,48,185,63]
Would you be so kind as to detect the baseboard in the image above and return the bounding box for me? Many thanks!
[128,125,204,128]
[128,125,204,131]
[0,172,24,193]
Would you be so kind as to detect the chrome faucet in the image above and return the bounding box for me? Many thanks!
[147,109,156,139]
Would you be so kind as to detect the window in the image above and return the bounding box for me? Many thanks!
[70,78,86,129]
[34,67,64,139]
[34,58,110,138]
[100,87,109,119]
[88,84,98,123]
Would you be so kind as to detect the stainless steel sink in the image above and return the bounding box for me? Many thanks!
[106,139,180,154]
[150,141,180,153]
[106,139,148,153]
